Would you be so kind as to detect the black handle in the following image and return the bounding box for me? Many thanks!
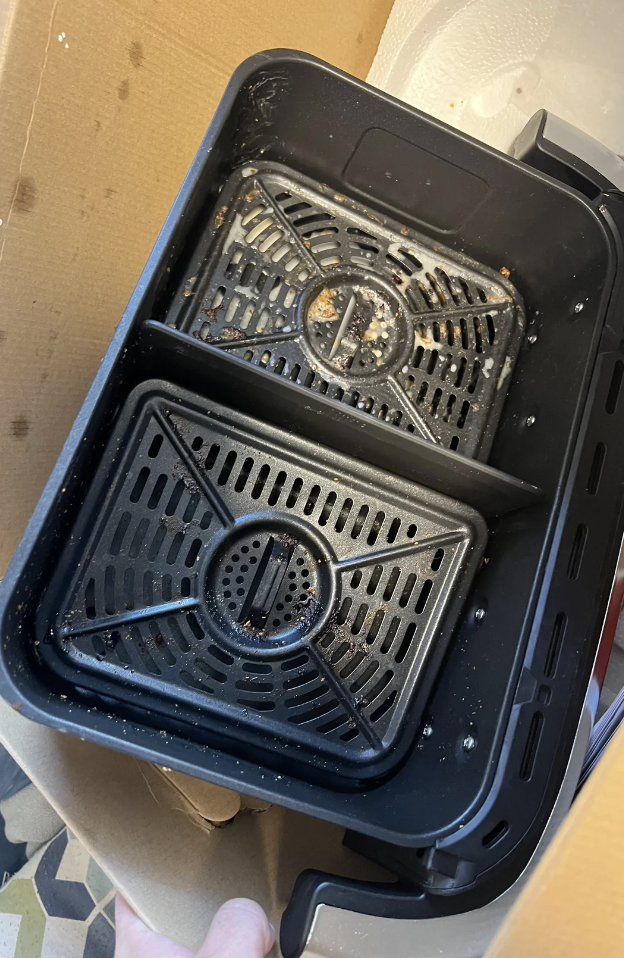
[280,871,433,958]
[511,109,624,198]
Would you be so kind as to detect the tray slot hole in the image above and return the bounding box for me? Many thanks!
[318,491,337,526]
[587,442,606,495]
[367,511,385,545]
[395,622,416,662]
[336,498,354,532]
[371,690,397,722]
[367,565,383,596]
[606,359,624,414]
[148,434,163,458]
[303,484,321,515]
[204,443,220,470]
[482,820,509,848]
[519,712,543,781]
[351,661,379,694]
[567,524,587,580]
[399,574,417,608]
[383,568,401,602]
[367,670,393,704]
[130,467,150,503]
[286,477,303,508]
[85,578,96,619]
[251,464,270,500]
[387,518,401,543]
[267,470,287,506]
[110,511,131,555]
[544,612,566,678]
[169,618,190,653]
[415,579,434,614]
[351,505,369,539]
[380,616,401,654]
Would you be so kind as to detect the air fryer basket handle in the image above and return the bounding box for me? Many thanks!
[280,870,432,958]
[511,109,624,197]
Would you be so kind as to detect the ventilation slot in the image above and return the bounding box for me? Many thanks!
[251,465,270,500]
[371,690,397,722]
[204,444,220,469]
[286,477,303,508]
[318,492,337,525]
[544,613,566,679]
[415,580,433,614]
[567,524,587,580]
[190,659,224,685]
[110,512,131,556]
[235,457,254,492]
[148,434,163,458]
[335,498,353,533]
[130,468,150,503]
[482,820,509,848]
[217,450,237,485]
[351,661,379,694]
[587,442,606,495]
[606,360,624,414]
[147,475,168,510]
[268,470,287,506]
[85,578,96,619]
[351,505,369,538]
[165,480,185,516]
[519,712,543,781]
[395,622,416,663]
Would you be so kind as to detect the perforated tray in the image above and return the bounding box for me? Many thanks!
[162,163,525,459]
[39,381,486,779]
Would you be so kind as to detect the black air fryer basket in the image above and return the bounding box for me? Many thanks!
[2,51,624,956]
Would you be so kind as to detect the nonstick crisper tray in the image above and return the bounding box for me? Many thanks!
[162,163,525,459]
[38,380,486,779]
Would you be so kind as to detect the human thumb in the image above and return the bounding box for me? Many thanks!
[114,894,193,958]
[196,898,276,958]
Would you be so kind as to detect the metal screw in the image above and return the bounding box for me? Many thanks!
[574,302,584,314]
[422,724,433,739]
[475,607,486,621]
[463,734,476,751]
[526,415,536,427]
[599,204,608,215]
[527,333,538,345]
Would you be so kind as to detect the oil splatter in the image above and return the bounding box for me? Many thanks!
[14,176,37,213]
[129,40,144,68]
[11,416,30,439]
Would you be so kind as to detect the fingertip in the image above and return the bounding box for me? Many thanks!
[199,897,275,957]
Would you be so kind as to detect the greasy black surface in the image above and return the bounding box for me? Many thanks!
[38,380,485,781]
[164,163,525,460]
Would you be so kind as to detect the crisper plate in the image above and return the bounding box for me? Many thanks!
[162,162,525,459]
[38,381,486,777]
